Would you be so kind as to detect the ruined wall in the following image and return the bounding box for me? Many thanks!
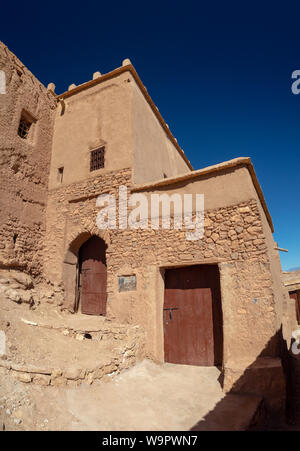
[49,73,132,189]
[131,77,191,184]
[0,42,56,277]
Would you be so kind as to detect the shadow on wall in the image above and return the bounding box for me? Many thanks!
[190,328,297,431]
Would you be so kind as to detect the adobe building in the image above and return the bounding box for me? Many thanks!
[283,270,300,326]
[0,41,294,419]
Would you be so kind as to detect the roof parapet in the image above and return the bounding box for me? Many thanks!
[93,71,101,79]
[122,58,132,66]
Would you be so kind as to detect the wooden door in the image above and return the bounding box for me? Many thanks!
[79,236,107,315]
[163,265,223,366]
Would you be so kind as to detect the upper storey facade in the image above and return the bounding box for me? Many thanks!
[49,61,192,190]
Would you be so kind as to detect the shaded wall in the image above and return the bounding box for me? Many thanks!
[131,79,191,184]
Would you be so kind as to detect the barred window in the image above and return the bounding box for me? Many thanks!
[18,117,32,139]
[90,147,105,171]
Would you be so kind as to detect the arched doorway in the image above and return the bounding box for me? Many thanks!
[78,236,107,315]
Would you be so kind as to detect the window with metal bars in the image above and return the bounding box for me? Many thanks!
[90,147,105,171]
[18,117,32,139]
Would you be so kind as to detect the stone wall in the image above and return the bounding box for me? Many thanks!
[0,322,145,387]
[107,198,279,365]
[43,163,280,370]
[0,42,56,278]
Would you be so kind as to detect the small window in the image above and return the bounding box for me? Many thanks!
[17,110,36,140]
[57,167,64,183]
[90,147,105,171]
[18,117,32,139]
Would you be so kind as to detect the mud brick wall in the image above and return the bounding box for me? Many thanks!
[0,42,56,277]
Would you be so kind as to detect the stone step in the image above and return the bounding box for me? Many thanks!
[191,393,264,431]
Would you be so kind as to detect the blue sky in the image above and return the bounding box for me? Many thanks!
[2,1,299,270]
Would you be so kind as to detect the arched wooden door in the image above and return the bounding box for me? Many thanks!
[79,236,107,315]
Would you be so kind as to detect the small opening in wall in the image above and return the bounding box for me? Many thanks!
[57,167,64,183]
[163,173,167,178]
[13,234,18,245]
[18,117,32,139]
[90,147,105,171]
[84,333,92,339]
[17,110,36,140]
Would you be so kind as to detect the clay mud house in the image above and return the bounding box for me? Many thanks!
[0,41,296,422]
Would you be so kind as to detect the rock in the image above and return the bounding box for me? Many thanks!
[238,206,251,213]
[16,373,32,383]
[13,409,23,419]
[6,289,21,303]
[50,376,67,387]
[13,418,21,425]
[5,409,11,415]
[64,368,86,380]
[211,233,219,242]
[32,374,50,386]
[244,216,256,224]
[17,289,33,304]
[51,369,62,378]
[75,334,84,341]
[235,226,243,234]
[86,372,94,385]
[247,226,261,235]
[10,271,33,289]
[9,283,23,290]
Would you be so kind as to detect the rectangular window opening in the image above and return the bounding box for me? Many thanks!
[17,110,36,140]
[90,147,105,171]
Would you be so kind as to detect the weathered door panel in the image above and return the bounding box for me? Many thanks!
[79,236,107,316]
[163,265,223,366]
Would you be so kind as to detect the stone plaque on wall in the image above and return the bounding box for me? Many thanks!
[118,275,136,292]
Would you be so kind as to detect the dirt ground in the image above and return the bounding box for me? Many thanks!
[0,294,297,431]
